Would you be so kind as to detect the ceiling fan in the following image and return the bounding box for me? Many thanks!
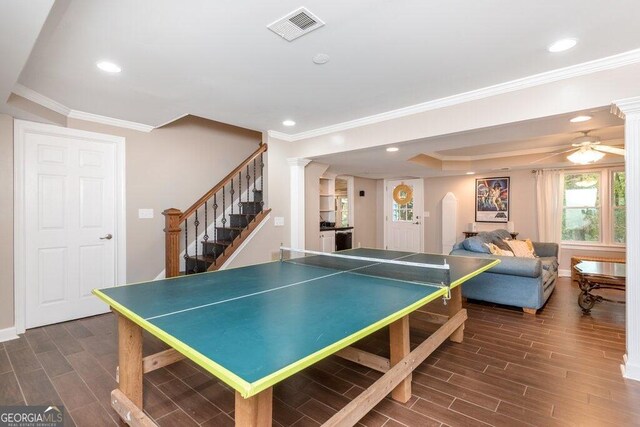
[531,131,625,165]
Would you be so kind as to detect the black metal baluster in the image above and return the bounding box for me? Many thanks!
[203,201,209,259]
[230,178,234,216]
[194,211,200,273]
[252,158,256,200]
[222,184,227,256]
[238,170,242,213]
[184,219,188,273]
[260,152,264,208]
[213,194,218,247]
[246,165,250,202]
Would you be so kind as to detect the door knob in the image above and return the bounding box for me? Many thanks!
[413,221,420,225]
[100,234,113,240]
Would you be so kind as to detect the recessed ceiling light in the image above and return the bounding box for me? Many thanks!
[282,120,296,127]
[570,115,592,123]
[96,61,122,73]
[313,53,330,65]
[548,38,577,53]
[466,171,475,175]
[386,147,399,152]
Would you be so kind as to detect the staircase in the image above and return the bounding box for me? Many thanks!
[185,191,266,273]
[163,144,270,277]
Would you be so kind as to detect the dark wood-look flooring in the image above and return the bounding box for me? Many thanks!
[1,277,638,426]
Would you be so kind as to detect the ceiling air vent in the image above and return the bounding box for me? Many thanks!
[267,7,325,41]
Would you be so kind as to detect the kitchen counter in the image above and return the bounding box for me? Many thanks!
[320,226,354,231]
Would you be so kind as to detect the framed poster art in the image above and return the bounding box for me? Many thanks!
[475,177,510,223]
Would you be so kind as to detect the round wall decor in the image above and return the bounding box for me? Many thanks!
[392,184,413,205]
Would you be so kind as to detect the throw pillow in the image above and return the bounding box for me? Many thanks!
[523,238,537,256]
[463,236,492,253]
[485,243,515,257]
[505,239,536,258]
[492,236,512,251]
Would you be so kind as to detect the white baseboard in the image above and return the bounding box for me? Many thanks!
[558,269,572,277]
[0,326,19,343]
[622,354,640,382]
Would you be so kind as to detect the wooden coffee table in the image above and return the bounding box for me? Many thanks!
[574,261,626,314]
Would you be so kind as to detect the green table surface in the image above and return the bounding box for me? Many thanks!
[94,248,497,397]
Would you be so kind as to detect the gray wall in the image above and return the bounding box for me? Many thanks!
[0,115,14,330]
[353,177,379,248]
[423,169,538,254]
[0,114,261,330]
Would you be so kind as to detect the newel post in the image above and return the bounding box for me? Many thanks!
[163,208,183,278]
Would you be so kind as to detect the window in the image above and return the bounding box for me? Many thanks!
[561,169,625,245]
[337,196,349,227]
[392,198,414,222]
[612,170,626,243]
[562,172,600,242]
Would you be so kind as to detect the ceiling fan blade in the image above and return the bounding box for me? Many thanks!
[593,145,625,156]
[529,148,576,165]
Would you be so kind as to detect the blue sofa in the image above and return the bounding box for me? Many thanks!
[449,230,558,314]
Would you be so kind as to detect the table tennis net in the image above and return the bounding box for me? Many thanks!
[280,247,451,288]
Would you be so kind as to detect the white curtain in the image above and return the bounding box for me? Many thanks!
[535,170,563,243]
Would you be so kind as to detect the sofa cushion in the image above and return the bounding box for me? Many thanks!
[506,240,536,258]
[540,257,559,273]
[492,237,512,251]
[463,235,492,253]
[486,243,514,256]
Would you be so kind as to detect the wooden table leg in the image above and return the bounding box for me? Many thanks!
[117,314,143,426]
[235,387,272,426]
[448,286,464,343]
[389,315,411,403]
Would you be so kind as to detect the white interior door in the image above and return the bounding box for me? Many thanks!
[17,121,124,329]
[385,179,424,252]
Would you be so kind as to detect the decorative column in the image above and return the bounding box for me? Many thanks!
[612,96,640,381]
[287,158,312,250]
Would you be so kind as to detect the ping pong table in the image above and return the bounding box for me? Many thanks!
[93,248,498,426]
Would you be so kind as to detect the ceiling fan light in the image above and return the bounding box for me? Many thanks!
[567,148,605,164]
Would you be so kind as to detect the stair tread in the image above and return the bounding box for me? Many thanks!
[186,254,216,262]
[202,239,232,246]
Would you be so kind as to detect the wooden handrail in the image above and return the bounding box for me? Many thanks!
[179,143,267,221]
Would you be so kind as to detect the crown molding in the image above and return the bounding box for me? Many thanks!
[612,95,640,118]
[270,48,640,142]
[67,110,154,133]
[429,139,625,162]
[267,130,294,142]
[11,84,154,133]
[12,83,71,116]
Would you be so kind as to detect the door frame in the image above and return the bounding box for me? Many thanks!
[13,119,126,334]
[383,178,424,252]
